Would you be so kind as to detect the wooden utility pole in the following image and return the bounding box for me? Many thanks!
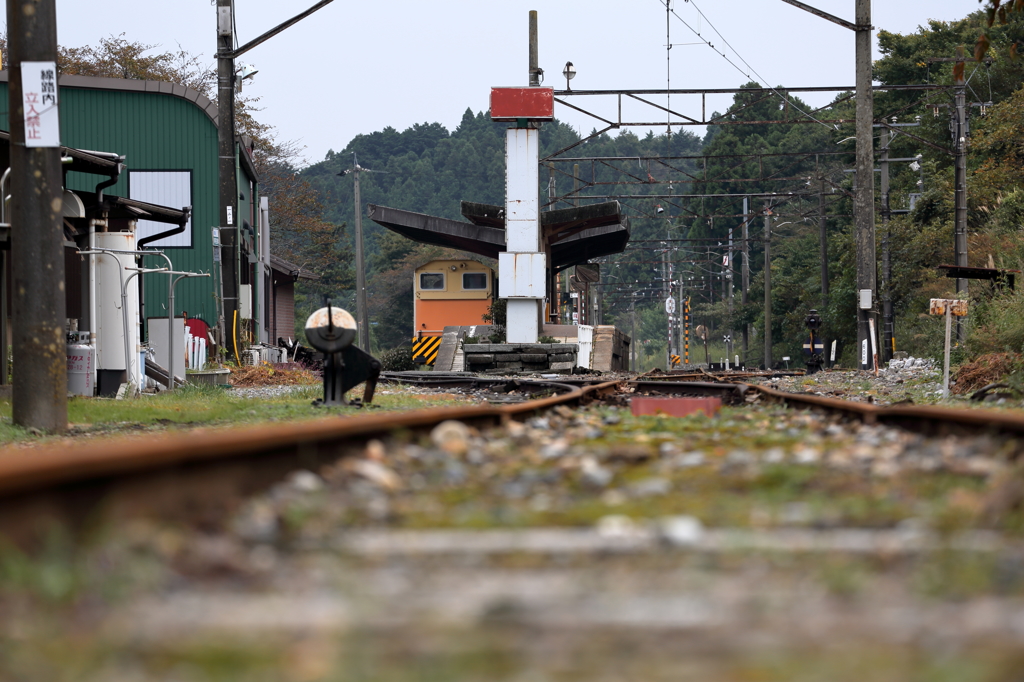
[8,0,67,432]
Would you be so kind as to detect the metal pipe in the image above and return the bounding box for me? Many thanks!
[136,208,189,249]
[0,167,11,386]
[529,11,540,86]
[94,175,118,206]
[0,168,10,224]
[121,268,168,393]
[87,218,106,390]
[79,248,200,391]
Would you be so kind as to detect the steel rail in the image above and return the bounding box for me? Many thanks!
[749,383,1024,437]
[636,377,1024,440]
[0,380,618,500]
[4,373,1024,546]
[0,380,620,545]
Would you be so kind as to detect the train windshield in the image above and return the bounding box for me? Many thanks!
[420,272,445,290]
[462,272,487,290]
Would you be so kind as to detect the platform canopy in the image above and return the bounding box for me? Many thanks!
[367,200,629,272]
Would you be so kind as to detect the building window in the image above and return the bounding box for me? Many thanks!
[420,272,445,290]
[463,272,488,290]
[129,170,193,247]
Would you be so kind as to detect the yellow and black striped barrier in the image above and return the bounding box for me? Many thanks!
[683,298,691,365]
[670,354,681,367]
[412,335,442,365]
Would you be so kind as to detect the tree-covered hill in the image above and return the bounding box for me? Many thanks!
[299,110,702,350]
[295,5,1024,373]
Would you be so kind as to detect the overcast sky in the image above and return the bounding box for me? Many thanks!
[52,1,976,167]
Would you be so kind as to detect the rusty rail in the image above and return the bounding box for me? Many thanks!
[0,380,619,544]
[3,371,1024,545]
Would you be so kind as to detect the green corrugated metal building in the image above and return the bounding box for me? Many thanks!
[0,72,260,338]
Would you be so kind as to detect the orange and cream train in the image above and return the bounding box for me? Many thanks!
[413,259,495,341]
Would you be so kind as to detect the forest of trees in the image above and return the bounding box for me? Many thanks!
[43,4,1024,373]
[298,5,1024,371]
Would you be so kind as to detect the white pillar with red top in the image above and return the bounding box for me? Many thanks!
[491,86,553,344]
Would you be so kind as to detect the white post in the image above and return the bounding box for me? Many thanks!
[500,126,544,343]
[943,306,952,399]
[868,317,879,377]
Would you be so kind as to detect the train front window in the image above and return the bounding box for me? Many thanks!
[420,272,445,290]
[462,272,487,290]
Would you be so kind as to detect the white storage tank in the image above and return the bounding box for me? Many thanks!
[94,231,141,396]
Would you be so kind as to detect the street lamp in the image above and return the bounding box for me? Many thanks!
[563,61,576,91]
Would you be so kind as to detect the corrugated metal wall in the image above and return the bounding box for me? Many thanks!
[0,83,221,332]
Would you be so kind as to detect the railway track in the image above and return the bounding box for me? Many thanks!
[4,370,1024,680]
[2,372,1024,546]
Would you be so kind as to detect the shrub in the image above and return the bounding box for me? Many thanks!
[379,346,416,372]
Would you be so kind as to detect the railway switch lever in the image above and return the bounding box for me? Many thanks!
[304,300,381,407]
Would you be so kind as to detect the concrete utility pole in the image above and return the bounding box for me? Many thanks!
[880,130,893,363]
[819,176,828,311]
[631,296,637,372]
[8,0,67,432]
[742,196,750,366]
[763,202,772,370]
[338,154,384,350]
[216,0,238,359]
[854,0,876,370]
[353,169,369,351]
[781,0,875,369]
[727,219,734,363]
[216,0,336,360]
[663,245,673,369]
[953,59,969,343]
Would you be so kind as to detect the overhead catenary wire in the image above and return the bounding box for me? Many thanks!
[659,0,836,131]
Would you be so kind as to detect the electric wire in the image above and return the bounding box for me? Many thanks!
[662,0,836,131]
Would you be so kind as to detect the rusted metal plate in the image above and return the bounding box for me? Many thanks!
[929,298,968,316]
[490,87,554,121]
[631,396,722,418]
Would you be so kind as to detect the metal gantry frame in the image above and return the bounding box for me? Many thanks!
[545,73,975,369]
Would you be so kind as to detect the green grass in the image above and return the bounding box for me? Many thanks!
[0,383,476,445]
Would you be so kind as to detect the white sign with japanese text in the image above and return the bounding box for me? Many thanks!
[21,62,59,148]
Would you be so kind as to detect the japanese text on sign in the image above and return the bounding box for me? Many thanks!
[21,62,60,148]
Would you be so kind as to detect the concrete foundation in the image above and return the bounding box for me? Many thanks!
[463,343,577,373]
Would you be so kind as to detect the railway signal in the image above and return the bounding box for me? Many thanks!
[804,309,824,374]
